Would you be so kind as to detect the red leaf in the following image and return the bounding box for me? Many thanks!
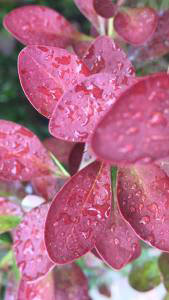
[0,120,55,181]
[129,10,169,61]
[73,41,92,59]
[17,272,55,300]
[69,143,85,176]
[74,0,101,30]
[0,197,23,217]
[93,0,117,18]
[91,73,169,165]
[3,5,77,48]
[45,161,111,264]
[117,164,169,251]
[114,7,158,46]
[49,73,137,142]
[83,36,135,75]
[95,207,141,269]
[18,46,90,118]
[43,137,75,166]
[31,175,67,201]
[13,203,55,281]
[54,263,90,300]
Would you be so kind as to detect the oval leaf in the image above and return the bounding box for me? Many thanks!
[49,73,137,142]
[0,120,55,181]
[93,0,117,18]
[13,203,55,281]
[114,7,158,46]
[83,36,135,75]
[3,5,77,48]
[18,46,90,118]
[129,259,161,292]
[45,161,111,264]
[117,164,169,252]
[74,0,101,30]
[91,73,169,165]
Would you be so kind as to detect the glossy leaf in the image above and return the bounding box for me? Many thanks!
[129,259,161,292]
[91,73,169,165]
[114,7,158,46]
[3,5,78,48]
[18,46,90,118]
[117,164,169,252]
[83,36,135,75]
[93,0,117,18]
[13,203,54,282]
[158,253,169,291]
[17,272,55,300]
[43,137,75,166]
[95,207,141,269]
[45,161,111,264]
[129,10,169,61]
[74,0,101,30]
[32,175,67,201]
[49,73,137,142]
[54,263,90,300]
[0,120,55,181]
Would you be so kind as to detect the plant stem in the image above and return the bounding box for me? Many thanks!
[50,153,70,177]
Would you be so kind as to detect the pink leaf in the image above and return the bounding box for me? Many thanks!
[95,207,141,269]
[0,120,55,181]
[73,41,92,59]
[13,203,55,281]
[45,162,111,264]
[49,72,137,142]
[3,5,78,48]
[91,73,169,165]
[18,46,90,118]
[117,164,169,251]
[74,0,101,30]
[17,272,55,300]
[114,7,158,46]
[83,36,135,75]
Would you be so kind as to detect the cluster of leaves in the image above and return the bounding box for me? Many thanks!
[1,0,169,299]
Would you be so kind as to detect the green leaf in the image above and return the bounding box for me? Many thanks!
[0,232,12,245]
[0,250,13,269]
[129,258,162,292]
[158,253,169,291]
[164,293,169,300]
[0,215,21,234]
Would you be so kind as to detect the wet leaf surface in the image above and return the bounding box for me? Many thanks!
[117,164,169,251]
[83,36,135,75]
[129,259,161,292]
[93,0,117,18]
[18,46,90,118]
[45,161,111,264]
[54,263,90,300]
[3,5,77,48]
[114,7,158,46]
[158,253,169,291]
[0,120,55,181]
[91,73,169,165]
[49,73,136,142]
[13,203,55,282]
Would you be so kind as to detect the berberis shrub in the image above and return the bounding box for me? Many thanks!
[1,0,169,298]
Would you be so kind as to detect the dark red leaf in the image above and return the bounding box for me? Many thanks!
[54,263,90,300]
[0,120,55,181]
[114,7,158,46]
[117,164,169,251]
[69,143,85,176]
[31,175,68,201]
[73,41,92,59]
[95,206,141,269]
[45,161,111,264]
[18,46,90,118]
[83,36,135,75]
[3,5,78,48]
[43,137,75,167]
[91,73,169,165]
[74,0,101,30]
[93,0,117,18]
[49,73,137,142]
[13,203,55,281]
[0,197,23,217]
[129,10,169,61]
[17,272,55,300]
